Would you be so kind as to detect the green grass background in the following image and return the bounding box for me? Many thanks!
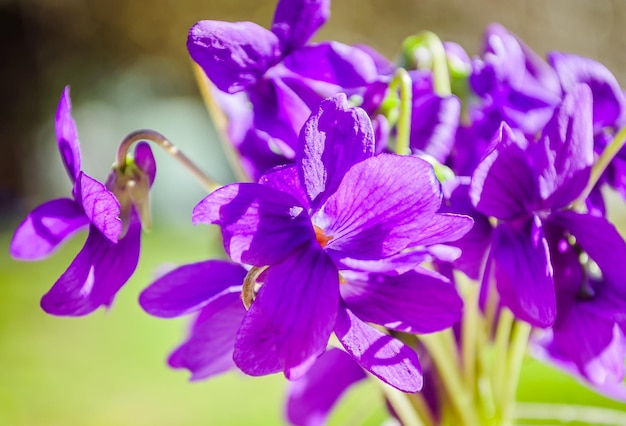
[1,222,625,425]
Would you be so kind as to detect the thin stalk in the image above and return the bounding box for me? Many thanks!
[515,402,626,425]
[499,319,532,426]
[574,126,626,209]
[192,62,251,182]
[389,67,413,155]
[419,332,480,426]
[378,382,426,426]
[461,280,480,392]
[116,129,220,193]
[492,308,514,411]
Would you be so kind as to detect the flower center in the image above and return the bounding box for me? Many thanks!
[314,225,333,248]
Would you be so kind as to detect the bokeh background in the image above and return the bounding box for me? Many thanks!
[2,0,626,424]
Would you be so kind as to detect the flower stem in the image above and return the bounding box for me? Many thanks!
[390,67,413,155]
[515,402,626,424]
[192,62,251,182]
[574,126,626,208]
[460,279,479,392]
[116,129,221,193]
[498,319,532,425]
[378,382,426,426]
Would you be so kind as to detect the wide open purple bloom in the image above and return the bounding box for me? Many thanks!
[470,84,594,327]
[188,0,393,179]
[193,94,472,388]
[10,87,155,316]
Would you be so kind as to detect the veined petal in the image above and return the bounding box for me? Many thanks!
[320,154,461,259]
[75,172,122,243]
[234,243,339,380]
[492,217,556,327]
[285,348,366,426]
[168,292,246,381]
[470,123,538,220]
[335,306,422,392]
[549,52,626,130]
[56,86,81,183]
[331,249,432,275]
[282,42,378,88]
[134,141,157,185]
[271,0,329,53]
[10,198,88,260]
[410,94,461,163]
[40,218,141,316]
[188,20,282,93]
[193,183,314,266]
[139,260,246,318]
[533,84,594,209]
[299,94,375,211]
[341,269,462,334]
[259,164,310,210]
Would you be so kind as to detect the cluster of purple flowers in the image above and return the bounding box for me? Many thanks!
[11,0,626,424]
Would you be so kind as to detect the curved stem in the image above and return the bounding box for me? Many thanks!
[116,129,221,193]
[574,126,626,209]
[390,67,413,155]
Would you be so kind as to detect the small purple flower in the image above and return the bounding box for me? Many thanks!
[470,84,594,327]
[192,94,472,388]
[10,87,155,316]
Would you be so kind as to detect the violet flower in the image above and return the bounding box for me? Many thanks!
[192,94,471,389]
[470,84,594,327]
[10,87,155,315]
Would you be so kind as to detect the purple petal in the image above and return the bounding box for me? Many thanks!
[341,269,463,334]
[410,94,461,163]
[282,42,379,88]
[299,94,375,210]
[549,52,626,130]
[285,348,366,426]
[533,84,594,209]
[192,183,314,266]
[40,217,141,316]
[335,306,422,392]
[188,20,282,93]
[140,260,246,318]
[56,86,81,183]
[168,292,246,381]
[271,0,329,53]
[75,172,122,243]
[133,141,157,185]
[234,243,339,379]
[470,123,538,220]
[333,249,432,275]
[319,154,470,259]
[491,217,556,327]
[551,211,626,301]
[10,198,88,260]
[259,164,309,210]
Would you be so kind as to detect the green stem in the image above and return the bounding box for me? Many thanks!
[378,382,426,426]
[461,280,479,392]
[515,402,626,424]
[419,332,480,425]
[402,31,451,96]
[499,319,532,426]
[389,68,413,155]
[116,129,221,193]
[574,126,626,209]
[492,308,514,412]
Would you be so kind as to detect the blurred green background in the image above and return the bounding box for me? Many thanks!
[2,0,626,424]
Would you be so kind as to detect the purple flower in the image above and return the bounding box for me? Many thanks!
[470,84,594,327]
[10,87,155,315]
[192,94,472,389]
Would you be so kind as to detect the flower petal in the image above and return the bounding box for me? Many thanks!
[40,217,141,316]
[271,0,329,53]
[285,348,366,426]
[341,268,462,334]
[335,306,422,392]
[470,123,538,220]
[133,141,157,185]
[139,260,246,318]
[259,164,310,210]
[193,183,314,266]
[533,84,594,209]
[10,198,88,260]
[168,292,246,381]
[75,172,122,243]
[319,154,468,259]
[299,94,375,211]
[234,243,339,380]
[410,93,461,163]
[56,86,81,183]
[188,20,282,93]
[549,52,626,130]
[491,217,556,327]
